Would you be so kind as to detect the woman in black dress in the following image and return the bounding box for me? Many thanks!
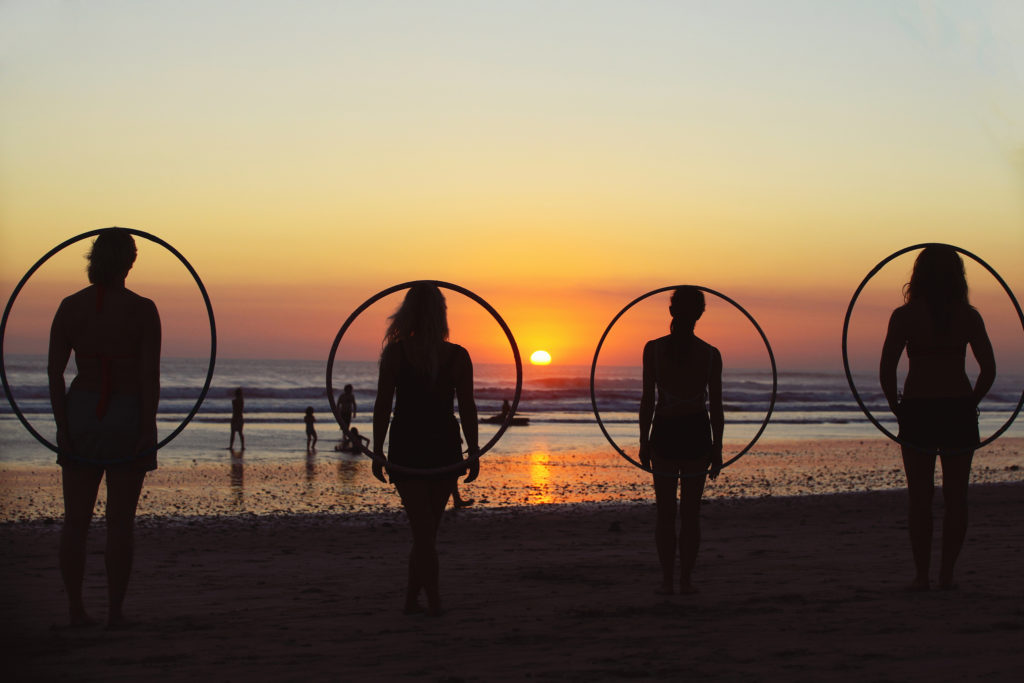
[372,283,479,615]
[638,287,723,595]
[880,245,995,590]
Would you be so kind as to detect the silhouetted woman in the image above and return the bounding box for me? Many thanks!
[48,229,161,627]
[372,283,479,615]
[880,245,995,590]
[229,388,244,450]
[639,287,723,595]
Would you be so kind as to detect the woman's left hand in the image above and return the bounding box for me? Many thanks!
[708,445,723,481]
[464,448,480,483]
[372,454,387,483]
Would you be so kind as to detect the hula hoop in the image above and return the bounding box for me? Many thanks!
[842,242,1024,455]
[591,285,777,479]
[326,280,522,477]
[0,227,217,463]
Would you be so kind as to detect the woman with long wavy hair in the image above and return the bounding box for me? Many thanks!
[880,245,995,590]
[48,228,161,626]
[372,283,479,615]
[639,286,724,595]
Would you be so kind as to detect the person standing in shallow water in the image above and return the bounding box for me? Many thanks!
[639,286,723,595]
[880,245,995,591]
[229,388,244,450]
[337,384,357,449]
[48,228,161,627]
[372,283,479,616]
[304,406,317,450]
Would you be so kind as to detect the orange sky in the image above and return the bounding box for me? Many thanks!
[2,2,1023,372]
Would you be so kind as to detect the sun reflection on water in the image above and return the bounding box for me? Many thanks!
[527,451,554,505]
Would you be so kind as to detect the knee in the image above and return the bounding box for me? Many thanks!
[908,483,934,508]
[655,507,676,527]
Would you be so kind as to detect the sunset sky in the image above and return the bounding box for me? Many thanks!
[1,1,1022,372]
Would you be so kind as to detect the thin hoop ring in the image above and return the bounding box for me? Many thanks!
[842,242,1024,455]
[591,285,778,479]
[326,280,522,477]
[0,228,217,463]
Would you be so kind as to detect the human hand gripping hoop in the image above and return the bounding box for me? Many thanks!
[842,243,1024,455]
[591,285,777,479]
[0,228,217,463]
[326,280,522,478]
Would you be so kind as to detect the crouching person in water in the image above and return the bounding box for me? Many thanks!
[639,286,723,595]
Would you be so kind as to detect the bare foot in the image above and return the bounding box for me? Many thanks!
[69,611,96,628]
[453,498,475,509]
[106,610,132,630]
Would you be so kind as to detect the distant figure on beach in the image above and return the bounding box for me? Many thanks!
[372,283,479,616]
[500,399,511,418]
[639,286,723,595]
[47,228,161,627]
[229,388,245,450]
[304,406,317,450]
[337,384,357,449]
[880,245,995,591]
[344,426,370,453]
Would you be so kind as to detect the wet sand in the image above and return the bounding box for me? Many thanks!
[3,483,1023,681]
[2,438,1023,522]
[2,439,1023,680]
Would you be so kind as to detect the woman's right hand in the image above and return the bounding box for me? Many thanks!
[639,442,651,470]
[372,452,387,483]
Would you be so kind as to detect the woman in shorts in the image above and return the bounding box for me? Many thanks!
[639,286,723,595]
[48,228,161,627]
[880,245,995,590]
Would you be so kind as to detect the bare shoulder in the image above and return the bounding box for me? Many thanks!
[125,288,157,309]
[645,335,671,352]
[696,337,722,360]
[445,342,472,366]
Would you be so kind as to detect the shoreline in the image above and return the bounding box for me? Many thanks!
[4,482,1023,680]
[2,438,1022,523]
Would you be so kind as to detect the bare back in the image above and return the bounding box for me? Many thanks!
[50,284,160,397]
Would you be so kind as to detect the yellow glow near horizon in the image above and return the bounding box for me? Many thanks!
[530,350,552,365]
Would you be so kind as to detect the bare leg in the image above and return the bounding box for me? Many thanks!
[678,460,708,594]
[395,478,455,615]
[901,448,937,590]
[104,468,146,627]
[60,466,103,626]
[652,459,681,594]
[938,452,973,588]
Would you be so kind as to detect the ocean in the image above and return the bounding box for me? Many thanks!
[2,354,1021,468]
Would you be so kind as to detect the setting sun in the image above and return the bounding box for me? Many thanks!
[530,350,552,365]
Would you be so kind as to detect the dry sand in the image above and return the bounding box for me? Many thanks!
[3,479,1023,680]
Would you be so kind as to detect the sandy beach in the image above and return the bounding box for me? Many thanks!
[2,438,1023,681]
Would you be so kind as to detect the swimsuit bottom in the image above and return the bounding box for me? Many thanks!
[387,413,464,481]
[897,397,979,453]
[63,389,155,471]
[651,412,713,462]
